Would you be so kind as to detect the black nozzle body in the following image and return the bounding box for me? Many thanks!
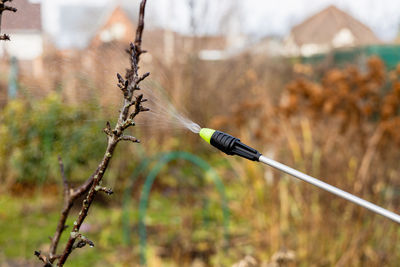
[210,131,261,161]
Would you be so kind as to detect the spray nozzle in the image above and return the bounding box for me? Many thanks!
[199,128,261,161]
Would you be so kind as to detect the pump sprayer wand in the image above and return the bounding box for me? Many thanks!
[199,128,400,224]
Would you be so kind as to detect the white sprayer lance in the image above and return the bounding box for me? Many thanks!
[199,128,400,224]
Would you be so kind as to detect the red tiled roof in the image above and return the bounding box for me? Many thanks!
[2,0,41,31]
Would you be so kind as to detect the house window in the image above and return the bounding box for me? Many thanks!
[332,28,355,48]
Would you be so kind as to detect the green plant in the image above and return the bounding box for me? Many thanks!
[0,94,105,185]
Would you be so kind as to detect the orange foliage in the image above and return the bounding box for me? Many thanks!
[281,57,400,144]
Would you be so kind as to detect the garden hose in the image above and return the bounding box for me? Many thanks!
[199,128,400,224]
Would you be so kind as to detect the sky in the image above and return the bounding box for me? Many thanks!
[39,0,400,45]
[241,0,400,40]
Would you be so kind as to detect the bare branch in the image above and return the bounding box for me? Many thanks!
[103,121,112,136]
[54,1,149,266]
[3,5,16,12]
[71,233,94,250]
[117,73,124,84]
[0,34,9,40]
[49,200,72,260]
[95,185,114,195]
[118,135,140,143]
[137,72,150,83]
[0,0,17,41]
[48,161,96,262]
[129,94,149,120]
[121,118,135,131]
[58,156,68,195]
[134,0,147,57]
[34,251,53,267]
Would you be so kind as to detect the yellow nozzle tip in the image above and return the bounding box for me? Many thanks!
[199,128,215,144]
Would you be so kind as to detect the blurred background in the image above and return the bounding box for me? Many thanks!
[1,0,400,266]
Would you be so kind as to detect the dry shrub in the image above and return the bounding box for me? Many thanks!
[208,56,400,265]
[279,56,400,191]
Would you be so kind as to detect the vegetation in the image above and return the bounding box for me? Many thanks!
[0,2,399,265]
[1,54,400,266]
[0,94,105,186]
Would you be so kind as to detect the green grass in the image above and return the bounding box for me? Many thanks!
[2,159,400,267]
[0,188,229,266]
[0,194,104,266]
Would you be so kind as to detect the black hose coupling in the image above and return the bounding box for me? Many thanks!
[199,128,261,161]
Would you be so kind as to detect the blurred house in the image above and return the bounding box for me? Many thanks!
[187,35,228,60]
[56,5,104,50]
[88,5,228,63]
[34,4,232,103]
[90,6,136,47]
[247,36,286,57]
[52,1,144,50]
[0,0,43,76]
[53,3,229,62]
[284,5,380,57]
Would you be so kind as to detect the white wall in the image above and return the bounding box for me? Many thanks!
[0,33,43,60]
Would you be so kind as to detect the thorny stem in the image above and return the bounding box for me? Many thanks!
[36,1,149,266]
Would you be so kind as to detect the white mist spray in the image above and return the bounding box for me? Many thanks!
[136,82,201,133]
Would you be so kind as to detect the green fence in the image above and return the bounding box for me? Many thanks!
[301,45,400,70]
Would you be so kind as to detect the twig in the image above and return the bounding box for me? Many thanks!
[48,157,95,262]
[71,233,94,250]
[58,156,68,195]
[134,0,147,55]
[95,185,114,195]
[0,0,17,41]
[118,135,141,143]
[0,34,10,41]
[34,251,53,267]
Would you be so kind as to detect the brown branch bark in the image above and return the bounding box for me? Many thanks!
[0,11,2,34]
[34,1,149,266]
[0,0,17,41]
[52,1,149,266]
[58,156,68,194]
[48,157,95,262]
[35,251,52,267]
[134,0,147,54]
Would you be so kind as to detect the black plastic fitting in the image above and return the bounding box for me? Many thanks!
[210,131,261,161]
